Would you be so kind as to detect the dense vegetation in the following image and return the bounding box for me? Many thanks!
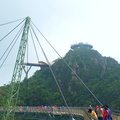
[1,43,120,109]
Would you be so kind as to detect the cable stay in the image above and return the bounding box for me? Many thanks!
[1,17,103,120]
[30,28,40,63]
[22,26,55,119]
[22,28,49,81]
[1,17,78,120]
[0,24,24,69]
[30,24,75,120]
[31,21,103,106]
[0,17,25,27]
[0,18,25,42]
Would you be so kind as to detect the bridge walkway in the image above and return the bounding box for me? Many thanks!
[13,106,120,120]
[1,106,120,120]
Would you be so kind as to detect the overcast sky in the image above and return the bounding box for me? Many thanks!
[0,0,120,85]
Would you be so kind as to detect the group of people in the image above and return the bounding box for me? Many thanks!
[88,105,112,120]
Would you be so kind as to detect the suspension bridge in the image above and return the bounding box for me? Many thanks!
[0,17,120,120]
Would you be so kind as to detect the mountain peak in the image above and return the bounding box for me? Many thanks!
[71,42,93,50]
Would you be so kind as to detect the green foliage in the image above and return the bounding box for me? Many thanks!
[1,44,120,109]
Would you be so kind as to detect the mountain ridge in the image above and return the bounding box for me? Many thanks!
[1,43,120,109]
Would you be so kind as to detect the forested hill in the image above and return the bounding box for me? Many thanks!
[2,43,120,109]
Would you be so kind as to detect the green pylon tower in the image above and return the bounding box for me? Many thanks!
[3,17,31,120]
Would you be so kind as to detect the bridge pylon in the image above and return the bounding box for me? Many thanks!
[2,17,31,120]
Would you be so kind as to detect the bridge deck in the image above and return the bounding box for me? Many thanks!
[1,106,120,120]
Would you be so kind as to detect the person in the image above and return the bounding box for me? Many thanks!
[103,106,108,120]
[88,108,98,120]
[95,106,103,120]
[105,105,112,120]
[95,106,99,115]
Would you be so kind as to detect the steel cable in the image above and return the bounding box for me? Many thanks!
[30,28,40,62]
[31,21,103,106]
[0,17,25,27]
[31,24,75,120]
[0,24,24,69]
[0,19,25,42]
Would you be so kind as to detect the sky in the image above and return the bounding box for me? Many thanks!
[0,0,120,86]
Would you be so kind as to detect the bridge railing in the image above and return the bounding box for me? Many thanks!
[0,106,90,119]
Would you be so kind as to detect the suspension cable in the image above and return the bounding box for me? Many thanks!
[31,22,103,106]
[30,28,40,62]
[0,17,25,27]
[31,25,74,120]
[0,24,24,69]
[0,18,25,42]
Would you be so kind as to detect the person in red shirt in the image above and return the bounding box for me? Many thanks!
[103,106,108,120]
